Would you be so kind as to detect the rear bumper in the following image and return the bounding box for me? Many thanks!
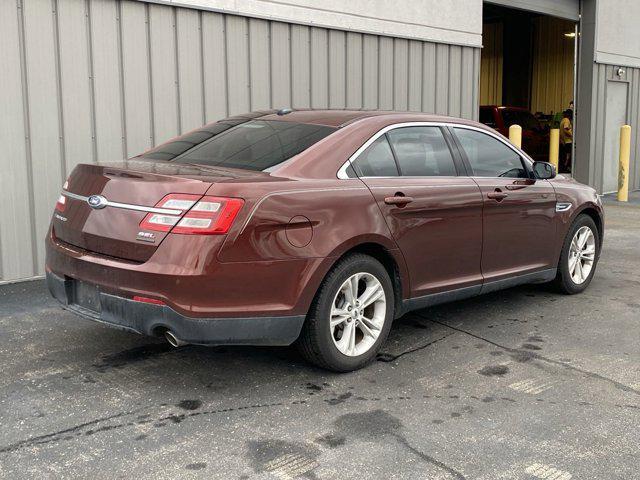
[46,271,305,346]
[46,228,330,319]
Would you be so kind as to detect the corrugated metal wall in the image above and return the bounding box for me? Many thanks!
[576,63,640,193]
[0,0,481,283]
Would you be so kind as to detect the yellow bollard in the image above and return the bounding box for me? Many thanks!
[509,124,522,149]
[549,128,559,170]
[618,125,631,202]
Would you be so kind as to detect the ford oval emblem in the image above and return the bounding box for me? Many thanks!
[87,195,108,210]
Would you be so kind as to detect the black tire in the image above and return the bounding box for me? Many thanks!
[297,253,395,372]
[552,214,600,294]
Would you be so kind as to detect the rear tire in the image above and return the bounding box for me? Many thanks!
[297,253,394,372]
[552,214,600,294]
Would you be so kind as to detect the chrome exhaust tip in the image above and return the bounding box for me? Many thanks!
[164,330,188,348]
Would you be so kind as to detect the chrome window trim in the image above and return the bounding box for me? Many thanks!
[369,184,476,189]
[62,190,183,216]
[336,121,533,180]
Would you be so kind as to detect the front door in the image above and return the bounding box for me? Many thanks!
[350,126,484,298]
[451,126,557,283]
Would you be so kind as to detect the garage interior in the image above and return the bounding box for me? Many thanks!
[480,3,577,169]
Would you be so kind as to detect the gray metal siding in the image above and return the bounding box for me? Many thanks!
[575,63,640,193]
[0,0,480,283]
[632,67,640,192]
[145,0,483,48]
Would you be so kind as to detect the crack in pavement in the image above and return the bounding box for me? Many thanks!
[0,400,307,455]
[0,409,141,454]
[377,331,456,362]
[393,432,467,480]
[417,314,640,397]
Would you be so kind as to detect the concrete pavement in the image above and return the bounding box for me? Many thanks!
[0,200,638,479]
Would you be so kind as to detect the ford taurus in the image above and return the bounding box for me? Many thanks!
[46,110,603,371]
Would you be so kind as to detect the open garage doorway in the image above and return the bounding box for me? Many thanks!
[480,2,578,173]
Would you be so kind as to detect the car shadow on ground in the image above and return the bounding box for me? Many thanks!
[66,282,554,385]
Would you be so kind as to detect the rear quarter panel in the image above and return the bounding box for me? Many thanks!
[216,179,395,261]
[207,177,409,313]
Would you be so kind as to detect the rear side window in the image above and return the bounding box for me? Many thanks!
[140,120,335,171]
[454,128,528,178]
[351,136,399,177]
[387,127,457,176]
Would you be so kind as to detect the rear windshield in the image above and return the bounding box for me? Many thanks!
[139,120,336,171]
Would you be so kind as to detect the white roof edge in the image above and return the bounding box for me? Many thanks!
[595,51,640,71]
[140,0,483,48]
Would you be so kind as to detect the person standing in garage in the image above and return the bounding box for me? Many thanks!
[560,109,573,173]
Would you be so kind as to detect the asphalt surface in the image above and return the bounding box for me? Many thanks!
[1,199,639,480]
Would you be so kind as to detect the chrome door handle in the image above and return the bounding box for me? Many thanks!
[487,191,508,201]
[384,195,414,206]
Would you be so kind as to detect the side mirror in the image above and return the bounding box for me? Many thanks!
[533,161,556,180]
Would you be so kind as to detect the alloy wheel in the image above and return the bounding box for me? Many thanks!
[568,226,596,285]
[329,272,387,357]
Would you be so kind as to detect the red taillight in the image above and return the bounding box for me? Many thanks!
[55,194,66,212]
[140,194,244,235]
[132,295,165,305]
[55,181,69,212]
[139,193,200,232]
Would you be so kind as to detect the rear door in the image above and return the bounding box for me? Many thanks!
[450,126,557,283]
[351,125,484,298]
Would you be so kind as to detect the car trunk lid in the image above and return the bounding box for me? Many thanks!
[53,159,237,262]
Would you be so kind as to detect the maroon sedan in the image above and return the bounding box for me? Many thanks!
[46,110,603,371]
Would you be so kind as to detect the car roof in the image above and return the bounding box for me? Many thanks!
[232,109,483,128]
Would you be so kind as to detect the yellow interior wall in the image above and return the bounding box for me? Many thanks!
[480,22,503,105]
[530,16,575,115]
[480,16,575,113]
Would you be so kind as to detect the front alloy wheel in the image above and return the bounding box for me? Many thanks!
[553,214,600,294]
[568,226,596,285]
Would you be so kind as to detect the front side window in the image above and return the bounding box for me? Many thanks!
[386,127,457,176]
[351,136,399,177]
[454,128,528,178]
[140,120,335,171]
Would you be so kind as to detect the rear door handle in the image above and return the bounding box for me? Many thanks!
[487,191,508,201]
[384,195,414,206]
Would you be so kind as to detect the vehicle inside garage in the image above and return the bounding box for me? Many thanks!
[480,3,577,172]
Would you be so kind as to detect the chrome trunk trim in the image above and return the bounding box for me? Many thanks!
[62,190,183,215]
